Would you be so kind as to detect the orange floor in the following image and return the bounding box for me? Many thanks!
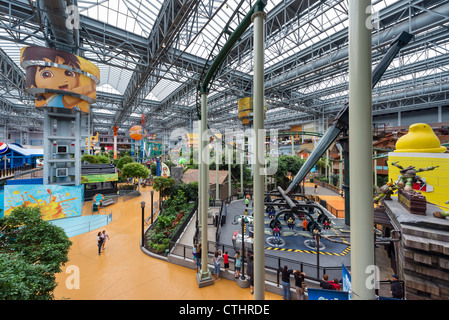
[54,187,282,300]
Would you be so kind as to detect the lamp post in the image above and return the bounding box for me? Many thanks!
[150,190,154,225]
[240,215,248,280]
[159,182,162,214]
[141,201,145,247]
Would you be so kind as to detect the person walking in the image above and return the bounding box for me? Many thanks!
[273,225,281,241]
[97,232,104,255]
[234,251,242,279]
[302,218,308,231]
[314,184,318,194]
[294,270,306,300]
[232,231,238,249]
[101,230,110,250]
[279,265,294,300]
[213,249,222,281]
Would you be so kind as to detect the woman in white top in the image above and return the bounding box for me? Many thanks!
[101,230,110,250]
[213,249,222,281]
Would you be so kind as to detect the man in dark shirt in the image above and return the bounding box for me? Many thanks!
[320,274,334,290]
[389,274,404,299]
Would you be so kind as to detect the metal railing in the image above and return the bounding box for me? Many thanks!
[168,240,343,286]
[0,164,37,178]
[53,210,113,237]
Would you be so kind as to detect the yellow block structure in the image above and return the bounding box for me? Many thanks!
[387,123,448,210]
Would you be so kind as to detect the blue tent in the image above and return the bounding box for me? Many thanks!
[0,143,43,169]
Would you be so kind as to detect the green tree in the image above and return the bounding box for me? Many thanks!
[81,154,98,163]
[116,155,133,170]
[121,162,150,190]
[153,176,176,199]
[0,206,72,300]
[274,155,306,188]
[150,163,157,176]
[96,155,110,163]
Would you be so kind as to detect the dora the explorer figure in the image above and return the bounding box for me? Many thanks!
[21,47,96,112]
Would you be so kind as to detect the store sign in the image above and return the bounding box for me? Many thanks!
[81,173,118,184]
[0,142,8,154]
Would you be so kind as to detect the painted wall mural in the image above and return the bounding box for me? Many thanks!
[2,184,83,220]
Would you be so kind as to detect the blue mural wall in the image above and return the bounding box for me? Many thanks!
[2,184,83,220]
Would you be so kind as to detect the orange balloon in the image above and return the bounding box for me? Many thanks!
[129,125,143,140]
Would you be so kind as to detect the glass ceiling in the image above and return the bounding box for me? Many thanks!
[1,0,447,128]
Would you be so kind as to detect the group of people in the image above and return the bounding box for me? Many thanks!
[278,265,307,300]
[96,230,110,255]
[320,274,341,291]
[192,244,256,294]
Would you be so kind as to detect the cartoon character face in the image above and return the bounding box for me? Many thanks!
[33,56,80,91]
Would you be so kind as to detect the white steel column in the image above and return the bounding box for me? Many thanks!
[349,0,375,300]
[197,92,213,287]
[252,9,266,300]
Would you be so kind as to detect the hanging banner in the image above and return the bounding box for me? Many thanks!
[342,263,352,300]
[161,162,170,177]
[81,173,118,184]
[20,46,100,114]
[307,288,349,300]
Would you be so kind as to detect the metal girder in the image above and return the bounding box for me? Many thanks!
[264,0,449,90]
[1,0,449,137]
[113,0,199,127]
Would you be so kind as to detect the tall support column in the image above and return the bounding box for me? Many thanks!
[43,108,50,185]
[197,92,213,287]
[113,126,118,160]
[227,144,232,198]
[74,112,81,186]
[349,0,375,300]
[240,145,244,197]
[216,141,220,201]
[252,9,266,300]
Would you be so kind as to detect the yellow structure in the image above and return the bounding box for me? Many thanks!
[183,133,198,148]
[388,123,448,209]
[85,132,99,151]
[237,96,267,126]
[394,123,447,153]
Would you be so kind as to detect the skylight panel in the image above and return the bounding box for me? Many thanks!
[97,84,121,95]
[80,0,148,37]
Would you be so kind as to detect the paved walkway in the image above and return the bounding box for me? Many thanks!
[54,183,393,300]
[54,186,281,300]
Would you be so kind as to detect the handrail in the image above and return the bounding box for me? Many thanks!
[168,240,342,285]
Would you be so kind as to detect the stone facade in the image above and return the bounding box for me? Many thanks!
[384,197,449,299]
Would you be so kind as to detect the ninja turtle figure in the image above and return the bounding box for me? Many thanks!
[373,161,438,204]
[374,180,398,204]
[391,161,439,191]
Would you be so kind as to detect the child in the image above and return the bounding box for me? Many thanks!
[21,46,96,112]
[273,226,281,240]
[287,216,295,230]
[223,251,229,273]
[234,251,242,279]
